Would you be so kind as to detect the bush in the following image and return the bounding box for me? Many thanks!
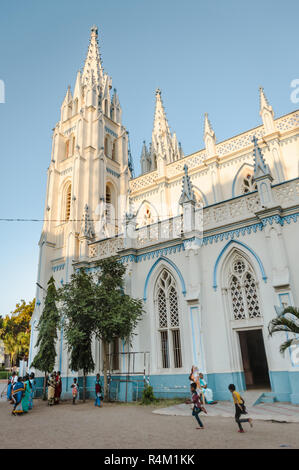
[141,384,157,405]
[0,371,9,380]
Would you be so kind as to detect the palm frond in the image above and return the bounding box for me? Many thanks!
[268,315,299,336]
[279,338,296,355]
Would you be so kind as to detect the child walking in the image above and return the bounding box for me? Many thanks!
[190,382,207,429]
[228,384,253,433]
[71,378,79,405]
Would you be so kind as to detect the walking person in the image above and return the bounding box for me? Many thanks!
[11,377,25,416]
[7,371,17,402]
[190,382,207,429]
[94,374,102,407]
[228,384,253,433]
[21,375,32,413]
[54,371,62,404]
[47,373,56,406]
[28,372,36,410]
[71,378,79,405]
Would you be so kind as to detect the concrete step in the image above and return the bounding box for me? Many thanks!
[253,392,277,406]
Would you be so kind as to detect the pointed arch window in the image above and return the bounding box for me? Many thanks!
[155,269,182,369]
[228,255,261,321]
[241,173,257,194]
[65,184,72,222]
[105,186,112,223]
[112,141,117,161]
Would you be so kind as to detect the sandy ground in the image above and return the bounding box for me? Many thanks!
[0,398,298,449]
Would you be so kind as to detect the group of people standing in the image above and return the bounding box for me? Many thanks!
[7,371,36,416]
[47,371,62,406]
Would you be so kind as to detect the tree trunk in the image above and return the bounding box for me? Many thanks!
[83,370,86,403]
[103,340,109,401]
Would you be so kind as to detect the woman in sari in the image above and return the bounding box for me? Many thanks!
[94,374,102,407]
[28,372,36,410]
[47,373,56,406]
[54,371,62,404]
[7,371,17,401]
[11,377,25,416]
[21,375,32,413]
[199,373,216,404]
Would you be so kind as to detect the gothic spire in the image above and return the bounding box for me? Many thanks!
[82,25,103,88]
[252,135,273,181]
[179,164,196,205]
[204,113,217,157]
[149,89,182,169]
[259,86,275,133]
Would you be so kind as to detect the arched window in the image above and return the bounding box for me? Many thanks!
[104,136,109,157]
[71,136,76,155]
[112,141,116,161]
[105,185,112,223]
[104,99,108,116]
[65,140,70,159]
[241,173,257,194]
[155,269,182,369]
[228,255,261,321]
[65,184,72,222]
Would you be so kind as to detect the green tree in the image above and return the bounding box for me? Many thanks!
[58,269,96,402]
[0,299,35,366]
[94,257,144,400]
[268,306,299,353]
[31,277,59,398]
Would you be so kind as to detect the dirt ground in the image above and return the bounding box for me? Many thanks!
[0,398,298,449]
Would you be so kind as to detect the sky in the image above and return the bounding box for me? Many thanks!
[0,0,299,316]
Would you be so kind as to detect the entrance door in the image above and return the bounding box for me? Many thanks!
[238,329,270,389]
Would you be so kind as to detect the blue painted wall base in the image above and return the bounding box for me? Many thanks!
[32,370,299,404]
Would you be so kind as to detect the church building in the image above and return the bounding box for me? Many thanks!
[29,26,299,403]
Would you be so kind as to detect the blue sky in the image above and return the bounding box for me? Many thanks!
[0,0,298,316]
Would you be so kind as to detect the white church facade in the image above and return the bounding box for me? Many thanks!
[29,26,299,403]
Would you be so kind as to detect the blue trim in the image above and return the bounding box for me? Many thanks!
[213,239,267,291]
[143,256,186,301]
[190,307,198,365]
[232,163,254,198]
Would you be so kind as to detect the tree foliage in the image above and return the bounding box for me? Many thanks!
[268,306,299,354]
[93,257,144,399]
[0,299,35,365]
[58,269,97,401]
[31,277,59,374]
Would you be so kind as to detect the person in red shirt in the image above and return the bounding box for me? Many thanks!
[191,382,207,429]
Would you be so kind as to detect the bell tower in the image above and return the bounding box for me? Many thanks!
[31,27,131,361]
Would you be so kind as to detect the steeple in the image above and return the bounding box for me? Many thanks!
[111,88,122,124]
[252,135,272,181]
[259,86,275,134]
[141,89,183,174]
[204,113,217,158]
[82,25,103,88]
[140,140,151,173]
[60,85,73,121]
[252,135,274,208]
[179,164,196,205]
